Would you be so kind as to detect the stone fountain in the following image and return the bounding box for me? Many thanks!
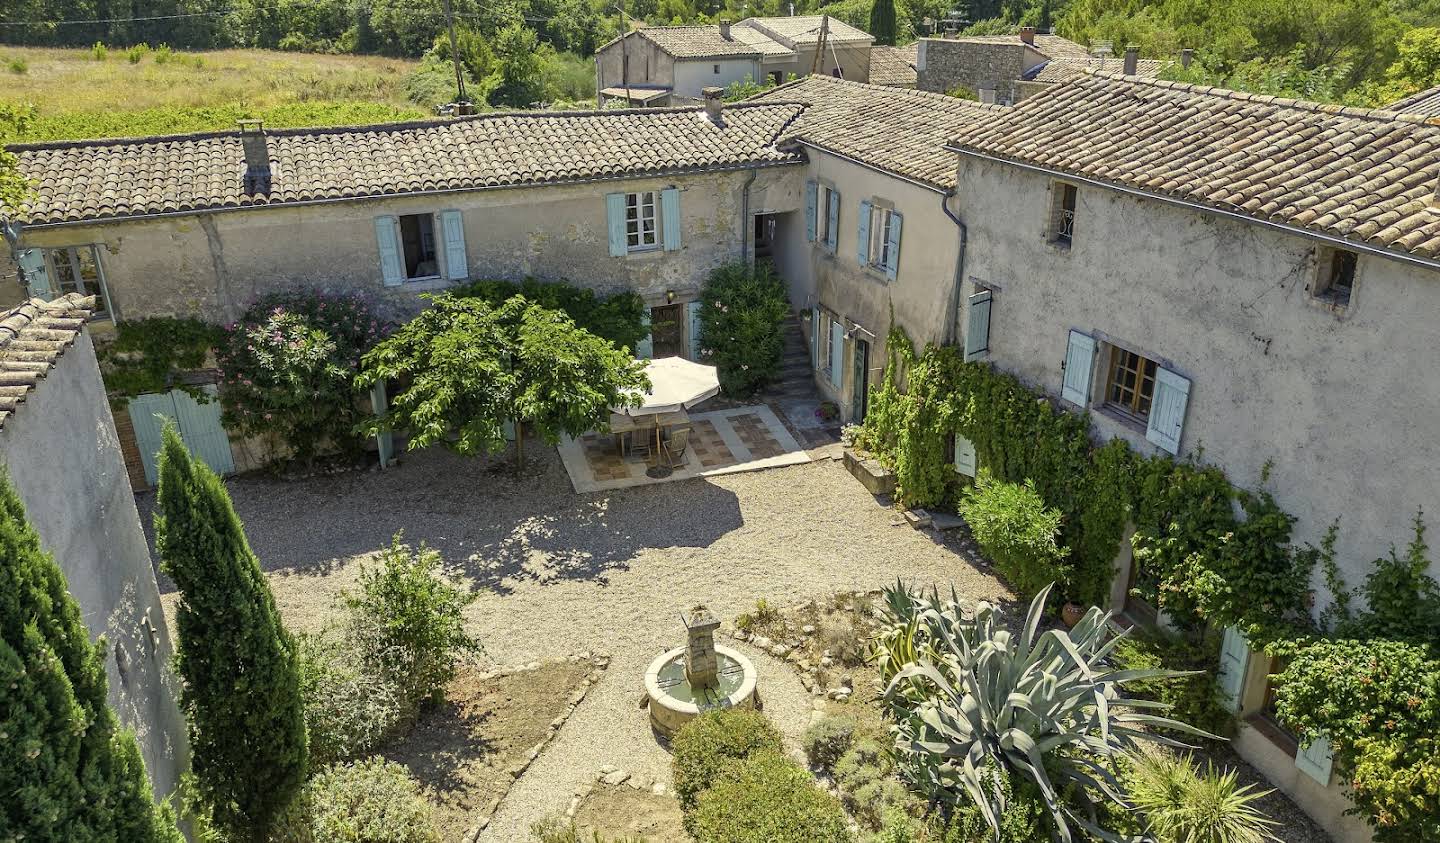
[644,604,758,738]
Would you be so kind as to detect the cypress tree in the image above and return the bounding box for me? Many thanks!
[154,425,307,841]
[869,0,898,46]
[0,470,182,842]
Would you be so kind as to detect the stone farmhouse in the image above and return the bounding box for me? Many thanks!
[3,70,1439,841]
[595,15,876,106]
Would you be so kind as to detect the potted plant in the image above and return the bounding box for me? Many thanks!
[1061,600,1086,628]
[815,401,840,423]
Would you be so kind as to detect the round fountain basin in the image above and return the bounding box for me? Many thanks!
[644,645,758,739]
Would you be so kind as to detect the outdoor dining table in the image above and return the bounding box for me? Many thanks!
[613,357,718,477]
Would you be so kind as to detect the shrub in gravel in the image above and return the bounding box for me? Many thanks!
[803,716,857,772]
[530,817,647,842]
[671,708,783,811]
[957,470,1070,599]
[297,634,406,766]
[834,737,913,830]
[274,757,438,843]
[689,751,850,843]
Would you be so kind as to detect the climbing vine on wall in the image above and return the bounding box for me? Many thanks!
[97,317,223,406]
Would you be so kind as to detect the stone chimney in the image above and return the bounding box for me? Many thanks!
[1181,48,1194,69]
[702,86,725,125]
[1123,45,1139,75]
[683,605,720,689]
[719,18,731,40]
[1019,26,1035,46]
[237,119,271,195]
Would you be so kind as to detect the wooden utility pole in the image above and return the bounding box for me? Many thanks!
[441,0,469,108]
[810,14,829,75]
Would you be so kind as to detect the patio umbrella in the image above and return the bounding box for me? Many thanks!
[621,356,720,416]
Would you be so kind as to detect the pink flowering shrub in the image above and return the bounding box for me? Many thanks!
[217,291,390,467]
[697,262,790,398]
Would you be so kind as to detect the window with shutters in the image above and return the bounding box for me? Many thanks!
[816,185,835,246]
[818,310,834,377]
[1104,346,1159,423]
[1049,181,1078,247]
[41,246,113,320]
[870,206,896,270]
[1311,247,1357,310]
[397,213,439,280]
[1246,655,1301,755]
[625,191,659,251]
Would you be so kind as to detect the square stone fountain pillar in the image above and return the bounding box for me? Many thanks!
[684,605,720,688]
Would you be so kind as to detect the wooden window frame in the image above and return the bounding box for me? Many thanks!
[1103,345,1158,423]
[1050,181,1077,246]
[397,213,441,281]
[45,245,114,320]
[625,191,659,252]
[816,184,834,246]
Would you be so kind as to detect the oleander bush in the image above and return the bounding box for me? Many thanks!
[670,708,782,811]
[697,261,791,398]
[688,751,851,843]
[957,470,1070,599]
[802,715,857,773]
[274,758,439,843]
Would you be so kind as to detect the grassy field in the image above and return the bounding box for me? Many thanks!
[0,46,429,142]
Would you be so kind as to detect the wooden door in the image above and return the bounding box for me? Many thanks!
[650,303,684,358]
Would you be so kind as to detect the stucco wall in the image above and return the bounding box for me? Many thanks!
[769,41,872,82]
[10,166,805,325]
[953,153,1440,601]
[0,331,188,800]
[595,35,675,91]
[673,58,763,99]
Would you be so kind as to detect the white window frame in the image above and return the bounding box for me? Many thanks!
[816,184,834,247]
[625,191,660,252]
[397,212,441,282]
[869,205,895,270]
[45,245,114,320]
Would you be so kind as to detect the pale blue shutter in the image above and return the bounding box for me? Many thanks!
[17,249,52,299]
[375,216,404,286]
[1215,626,1250,713]
[370,380,394,468]
[884,211,902,280]
[686,300,703,360]
[829,318,845,388]
[964,291,992,361]
[440,210,468,280]
[953,434,977,477]
[811,308,821,369]
[856,200,872,265]
[636,309,653,358]
[1060,330,1096,407]
[1146,367,1191,455]
[606,193,628,257]
[1295,738,1334,786]
[661,187,682,251]
[128,393,178,487]
[825,189,840,252]
[173,386,235,477]
[805,180,818,242]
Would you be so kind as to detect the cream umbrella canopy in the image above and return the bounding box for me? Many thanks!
[620,356,720,416]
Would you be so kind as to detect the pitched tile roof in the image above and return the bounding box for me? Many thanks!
[0,294,96,431]
[739,16,873,44]
[1390,84,1440,118]
[632,25,764,58]
[1026,56,1167,84]
[869,45,918,87]
[948,72,1440,262]
[948,33,1091,60]
[751,75,1001,190]
[9,104,806,226]
[728,24,797,57]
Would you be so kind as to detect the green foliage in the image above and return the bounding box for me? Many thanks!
[1342,511,1440,643]
[1073,438,1133,606]
[928,764,1047,842]
[91,42,109,60]
[870,0,899,45]
[879,582,1213,841]
[491,23,544,106]
[8,57,29,74]
[0,471,183,842]
[1107,626,1231,739]
[1124,750,1279,843]
[342,533,480,717]
[1347,736,1440,841]
[154,425,307,841]
[0,101,35,213]
[405,54,480,108]
[126,44,150,64]
[1353,26,1440,105]
[15,101,429,144]
[454,278,647,352]
[723,74,779,101]
[670,707,783,811]
[833,738,912,830]
[358,294,648,470]
[274,757,439,843]
[697,261,791,398]
[295,634,406,766]
[802,716,857,772]
[688,751,851,843]
[958,470,1070,598]
[944,84,979,100]
[530,818,648,842]
[219,290,386,467]
[97,317,223,403]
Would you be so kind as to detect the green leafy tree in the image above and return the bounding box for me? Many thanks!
[0,471,183,842]
[358,294,648,473]
[154,425,307,841]
[491,23,544,106]
[1,102,36,216]
[870,0,899,45]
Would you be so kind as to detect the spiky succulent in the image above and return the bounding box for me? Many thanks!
[878,581,1216,843]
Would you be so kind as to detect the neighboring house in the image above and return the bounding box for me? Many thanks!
[868,44,918,88]
[2,96,807,482]
[1388,82,1440,116]
[946,71,1440,842]
[916,26,1093,102]
[595,15,875,105]
[0,293,189,801]
[752,76,999,423]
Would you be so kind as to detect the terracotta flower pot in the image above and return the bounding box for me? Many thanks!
[1061,602,1085,628]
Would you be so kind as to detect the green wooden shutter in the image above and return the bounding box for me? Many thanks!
[375,216,404,286]
[964,290,992,361]
[805,180,818,242]
[1146,367,1191,455]
[686,300,703,360]
[636,309,653,358]
[825,189,840,252]
[1060,330,1096,407]
[829,318,845,388]
[173,386,235,477]
[1295,737,1334,786]
[440,210,468,281]
[128,393,178,487]
[884,211,903,280]
[953,434,977,477]
[17,249,52,299]
[811,307,821,369]
[661,187,682,251]
[1215,626,1250,713]
[856,200,872,265]
[606,193,628,257]
[370,380,394,468]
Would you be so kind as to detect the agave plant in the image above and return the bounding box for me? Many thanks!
[879,580,1216,843]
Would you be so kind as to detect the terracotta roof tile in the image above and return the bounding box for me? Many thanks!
[1027,56,1168,84]
[869,45,918,87]
[948,72,1440,262]
[739,16,872,44]
[1390,84,1440,118]
[633,25,764,58]
[9,104,806,225]
[0,294,95,429]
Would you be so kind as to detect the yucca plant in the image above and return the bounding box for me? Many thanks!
[879,581,1217,843]
[1125,748,1279,843]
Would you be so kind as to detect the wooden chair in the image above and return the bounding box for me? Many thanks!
[662,427,691,468]
[631,418,656,459]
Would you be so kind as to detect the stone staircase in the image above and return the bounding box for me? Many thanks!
[766,314,815,400]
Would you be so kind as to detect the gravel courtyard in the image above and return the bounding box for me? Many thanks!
[146,444,1013,838]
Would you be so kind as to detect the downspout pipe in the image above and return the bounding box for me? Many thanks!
[941,189,967,346]
[740,168,758,264]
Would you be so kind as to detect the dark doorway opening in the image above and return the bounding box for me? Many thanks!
[753,214,777,263]
[650,303,684,358]
[851,337,870,422]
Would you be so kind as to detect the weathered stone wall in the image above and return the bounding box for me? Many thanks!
[916,38,1029,100]
[595,34,675,92]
